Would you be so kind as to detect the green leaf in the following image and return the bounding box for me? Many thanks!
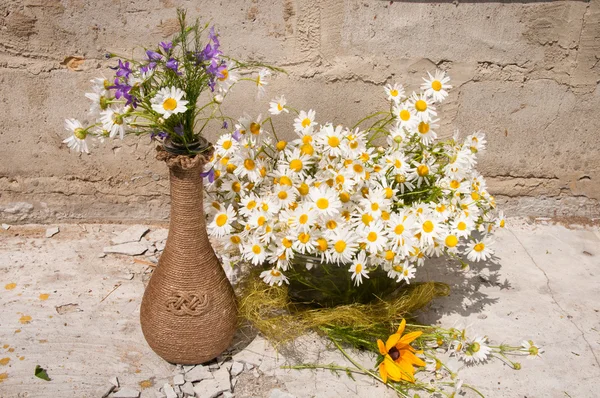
[34,365,51,381]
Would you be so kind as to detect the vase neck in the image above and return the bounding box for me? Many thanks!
[167,160,207,237]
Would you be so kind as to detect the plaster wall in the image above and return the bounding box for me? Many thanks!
[1,0,599,223]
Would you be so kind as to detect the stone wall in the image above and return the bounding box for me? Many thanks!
[1,0,599,223]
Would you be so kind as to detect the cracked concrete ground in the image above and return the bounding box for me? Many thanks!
[0,219,598,397]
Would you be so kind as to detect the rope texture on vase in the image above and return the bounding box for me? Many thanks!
[140,147,237,364]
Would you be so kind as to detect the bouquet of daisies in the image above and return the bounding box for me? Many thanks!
[63,9,274,154]
[203,70,506,287]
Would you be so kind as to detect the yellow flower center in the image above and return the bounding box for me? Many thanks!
[328,136,340,147]
[302,135,313,144]
[474,242,485,252]
[445,235,458,247]
[218,68,229,81]
[393,265,402,272]
[298,233,310,244]
[353,164,363,173]
[436,204,446,213]
[250,122,261,135]
[282,238,293,248]
[257,216,266,226]
[457,221,466,231]
[500,219,506,228]
[280,176,293,186]
[399,109,411,121]
[390,89,398,97]
[270,269,281,277]
[222,140,232,150]
[289,159,303,172]
[335,175,345,184]
[247,200,256,210]
[450,180,460,189]
[381,211,390,220]
[301,118,311,128]
[73,128,87,140]
[367,232,378,242]
[471,192,481,201]
[278,191,288,200]
[339,192,350,203]
[316,238,328,251]
[298,183,309,195]
[300,143,314,155]
[355,263,363,273]
[384,187,393,199]
[395,224,405,235]
[423,220,434,233]
[418,122,430,134]
[215,214,228,227]
[232,181,241,192]
[326,220,337,229]
[277,103,283,111]
[362,213,373,225]
[417,165,429,176]
[244,159,256,170]
[316,198,329,210]
[230,236,241,244]
[415,99,427,112]
[431,80,442,91]
[252,245,261,254]
[299,214,308,224]
[371,203,379,212]
[334,240,347,253]
[384,251,395,261]
[276,140,287,151]
[163,98,177,111]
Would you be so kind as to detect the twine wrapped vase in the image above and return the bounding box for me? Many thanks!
[140,143,237,364]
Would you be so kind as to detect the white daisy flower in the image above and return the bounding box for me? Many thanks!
[384,83,405,104]
[293,109,316,133]
[421,70,452,103]
[284,202,317,232]
[243,237,268,265]
[495,211,507,229]
[416,119,439,145]
[317,124,346,157]
[461,336,491,364]
[417,213,444,246]
[309,185,342,218]
[359,220,388,254]
[465,131,487,154]
[452,216,475,238]
[215,133,239,157]
[349,252,370,286]
[208,204,237,238]
[100,106,129,139]
[216,61,240,92]
[521,340,544,359]
[282,148,314,180]
[292,230,316,254]
[269,95,289,115]
[396,262,416,283]
[393,103,419,132]
[151,86,189,118]
[407,92,437,122]
[63,119,90,154]
[255,68,271,99]
[260,268,289,286]
[327,229,359,264]
[466,236,494,262]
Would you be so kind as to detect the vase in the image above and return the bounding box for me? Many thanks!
[140,144,237,364]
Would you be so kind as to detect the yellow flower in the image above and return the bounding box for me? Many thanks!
[376,319,425,383]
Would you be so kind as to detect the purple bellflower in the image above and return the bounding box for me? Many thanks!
[146,50,163,61]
